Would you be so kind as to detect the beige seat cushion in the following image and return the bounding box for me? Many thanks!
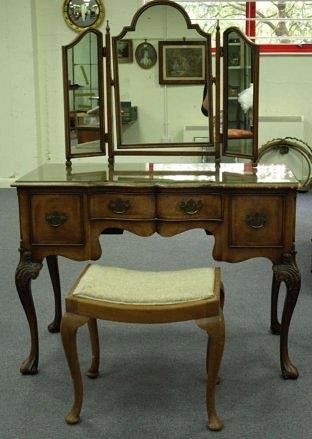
[72,265,216,305]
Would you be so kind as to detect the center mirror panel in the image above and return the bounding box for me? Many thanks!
[62,28,105,163]
[112,3,213,151]
[222,27,259,161]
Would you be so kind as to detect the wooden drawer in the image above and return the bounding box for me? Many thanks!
[157,193,222,220]
[30,194,84,244]
[230,195,284,247]
[89,193,156,219]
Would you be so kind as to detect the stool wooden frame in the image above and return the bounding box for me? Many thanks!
[61,266,225,431]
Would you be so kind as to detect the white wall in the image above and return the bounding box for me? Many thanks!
[1,0,312,184]
[0,0,40,184]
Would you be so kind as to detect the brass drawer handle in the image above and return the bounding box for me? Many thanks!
[45,211,68,228]
[108,199,131,214]
[180,199,203,215]
[246,213,267,229]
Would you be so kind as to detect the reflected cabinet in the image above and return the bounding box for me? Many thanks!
[62,0,259,165]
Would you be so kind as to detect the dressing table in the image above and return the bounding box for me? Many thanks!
[13,1,301,380]
[14,162,300,380]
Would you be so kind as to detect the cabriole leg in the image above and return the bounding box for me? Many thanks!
[86,318,100,379]
[270,273,281,335]
[61,312,89,425]
[205,313,225,431]
[273,252,301,379]
[46,255,62,333]
[15,250,43,375]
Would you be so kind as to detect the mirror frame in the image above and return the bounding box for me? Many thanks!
[63,0,105,33]
[222,27,259,162]
[111,0,214,158]
[62,28,106,166]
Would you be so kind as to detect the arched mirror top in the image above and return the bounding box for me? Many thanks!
[63,27,103,50]
[223,26,258,49]
[114,0,211,41]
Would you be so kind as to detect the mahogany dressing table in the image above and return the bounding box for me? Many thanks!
[13,162,301,379]
[13,1,301,380]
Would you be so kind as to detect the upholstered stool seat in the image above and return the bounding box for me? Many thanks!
[61,265,225,431]
[72,265,216,304]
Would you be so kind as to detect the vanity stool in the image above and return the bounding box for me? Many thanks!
[60,265,225,431]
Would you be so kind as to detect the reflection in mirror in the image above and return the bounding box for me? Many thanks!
[63,29,105,163]
[63,0,104,32]
[112,3,213,151]
[222,28,259,159]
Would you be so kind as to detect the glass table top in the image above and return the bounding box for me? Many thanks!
[13,162,299,188]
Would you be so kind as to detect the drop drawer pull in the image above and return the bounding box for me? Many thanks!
[45,211,68,228]
[180,199,203,215]
[108,199,131,214]
[246,213,267,229]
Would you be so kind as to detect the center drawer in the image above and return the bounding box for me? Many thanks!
[157,193,222,220]
[89,193,156,219]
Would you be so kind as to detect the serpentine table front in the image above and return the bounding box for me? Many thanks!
[13,162,300,379]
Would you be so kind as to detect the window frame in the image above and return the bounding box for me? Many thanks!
[246,1,312,53]
[143,1,312,54]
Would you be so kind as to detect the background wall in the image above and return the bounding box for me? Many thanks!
[1,0,312,185]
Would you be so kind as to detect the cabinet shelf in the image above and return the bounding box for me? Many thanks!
[228,66,252,70]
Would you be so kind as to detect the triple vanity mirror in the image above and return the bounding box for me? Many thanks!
[62,0,259,166]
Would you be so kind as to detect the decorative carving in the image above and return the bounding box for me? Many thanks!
[16,251,43,292]
[272,252,301,380]
[45,211,68,228]
[246,212,267,229]
[15,251,43,375]
[108,199,131,214]
[180,199,203,215]
[278,145,289,155]
[273,252,301,304]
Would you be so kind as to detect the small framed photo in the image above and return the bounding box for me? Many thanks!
[135,42,157,69]
[159,41,206,85]
[117,40,133,63]
[228,85,240,97]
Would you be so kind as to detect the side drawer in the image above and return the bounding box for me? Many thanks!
[157,193,222,220]
[89,193,156,219]
[30,194,84,244]
[230,195,284,247]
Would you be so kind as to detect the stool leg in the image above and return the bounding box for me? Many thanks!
[61,312,89,425]
[205,311,225,431]
[86,318,100,379]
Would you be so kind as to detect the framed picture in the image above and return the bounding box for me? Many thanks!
[228,85,240,97]
[117,40,133,63]
[159,41,207,85]
[135,42,157,69]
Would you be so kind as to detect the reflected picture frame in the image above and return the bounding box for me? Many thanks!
[63,0,105,32]
[117,40,133,63]
[135,42,157,69]
[159,41,207,85]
